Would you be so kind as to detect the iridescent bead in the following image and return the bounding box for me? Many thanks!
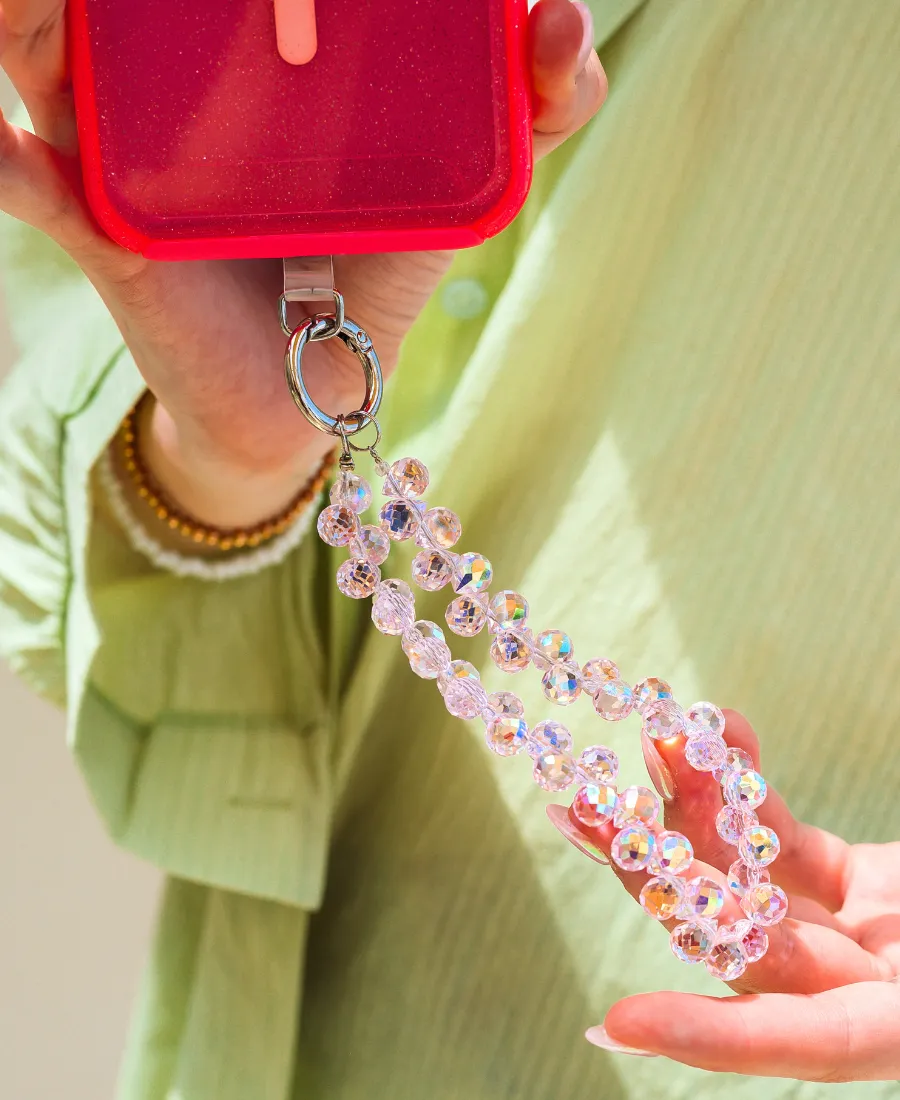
[581,658,620,694]
[445,594,487,637]
[535,629,574,664]
[444,677,488,720]
[402,621,452,679]
[634,677,673,713]
[437,659,480,694]
[572,783,618,827]
[685,701,726,738]
[528,720,573,756]
[741,925,770,962]
[336,558,379,598]
[642,699,685,741]
[411,549,453,591]
[329,471,372,513]
[317,503,357,546]
[485,715,528,756]
[727,860,769,898]
[670,921,715,964]
[742,882,789,926]
[487,691,525,719]
[655,831,694,876]
[613,786,660,828]
[371,581,415,635]
[541,663,582,706]
[716,805,758,846]
[716,918,753,944]
[712,745,754,783]
[578,745,619,784]
[739,824,781,868]
[415,507,461,549]
[684,734,728,773]
[533,750,578,792]
[593,679,635,721]
[454,552,493,595]
[724,769,768,811]
[610,824,655,872]
[490,631,531,673]
[386,456,429,496]
[640,875,685,921]
[705,940,748,982]
[379,499,420,541]
[682,876,726,920]
[357,524,390,565]
[489,590,529,631]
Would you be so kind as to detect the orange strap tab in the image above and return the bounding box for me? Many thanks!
[273,0,318,65]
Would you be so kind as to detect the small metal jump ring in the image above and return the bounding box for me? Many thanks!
[341,411,383,453]
[279,290,345,339]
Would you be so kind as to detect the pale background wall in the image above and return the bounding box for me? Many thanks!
[0,76,161,1099]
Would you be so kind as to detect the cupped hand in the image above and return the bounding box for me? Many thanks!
[550,712,900,1081]
[0,0,606,523]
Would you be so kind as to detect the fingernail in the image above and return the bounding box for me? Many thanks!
[585,1025,658,1057]
[546,804,610,865]
[641,732,676,802]
[572,1,595,72]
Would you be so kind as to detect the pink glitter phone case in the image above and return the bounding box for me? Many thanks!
[69,0,533,261]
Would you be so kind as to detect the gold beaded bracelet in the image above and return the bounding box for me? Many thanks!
[117,402,336,552]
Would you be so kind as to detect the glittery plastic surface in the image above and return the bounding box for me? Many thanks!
[69,0,533,259]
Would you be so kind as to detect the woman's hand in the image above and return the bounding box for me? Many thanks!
[0,0,606,525]
[549,713,900,1081]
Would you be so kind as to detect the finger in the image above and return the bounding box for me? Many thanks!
[0,0,77,152]
[597,981,900,1081]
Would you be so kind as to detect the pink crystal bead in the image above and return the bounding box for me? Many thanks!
[713,746,754,783]
[741,925,770,962]
[572,782,618,827]
[528,720,573,756]
[592,679,634,721]
[535,629,574,664]
[541,663,582,706]
[415,507,461,549]
[533,750,578,792]
[412,549,453,591]
[742,882,789,926]
[613,786,660,828]
[402,621,452,679]
[487,691,524,718]
[683,876,726,920]
[642,699,685,741]
[386,456,429,497]
[371,579,415,635]
[489,590,529,631]
[738,824,781,868]
[724,769,768,810]
[655,830,694,876]
[380,499,421,541]
[716,918,753,944]
[444,677,488,720]
[685,701,726,738]
[485,715,528,756]
[317,503,357,546]
[610,824,655,871]
[445,594,487,637]
[670,921,715,963]
[578,745,619,784]
[727,860,769,898]
[437,659,480,694]
[634,677,673,713]
[705,940,747,982]
[490,631,531,673]
[684,735,728,773]
[336,558,380,598]
[581,658,619,694]
[454,552,493,595]
[357,524,390,565]
[640,875,685,921]
[330,471,372,513]
[716,805,758,846]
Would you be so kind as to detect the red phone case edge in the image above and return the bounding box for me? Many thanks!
[68,0,534,261]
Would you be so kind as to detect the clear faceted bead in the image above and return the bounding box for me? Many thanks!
[716,805,758,846]
[541,663,582,706]
[713,745,755,783]
[634,677,673,713]
[655,831,694,876]
[724,769,768,810]
[572,782,618,827]
[386,456,429,497]
[593,679,635,721]
[485,715,528,756]
[741,925,770,962]
[412,549,454,591]
[357,524,391,565]
[454,552,493,595]
[490,631,531,673]
[578,745,619,784]
[370,581,415,635]
[336,558,380,598]
[535,629,574,664]
[415,507,461,549]
[642,699,685,741]
[684,735,728,773]
[640,876,685,921]
[716,918,753,944]
[380,499,421,541]
[742,882,789,926]
[329,471,372,513]
[528,720,573,756]
[437,659,480,695]
[317,503,357,546]
[445,594,487,637]
[610,824,655,871]
[402,624,452,679]
[683,876,726,920]
[670,921,715,964]
[685,701,726,738]
[727,860,768,898]
[487,691,525,719]
[613,785,660,828]
[705,940,748,982]
[581,658,620,694]
[444,677,488,720]
[739,824,781,868]
[489,590,529,631]
[533,750,578,792]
